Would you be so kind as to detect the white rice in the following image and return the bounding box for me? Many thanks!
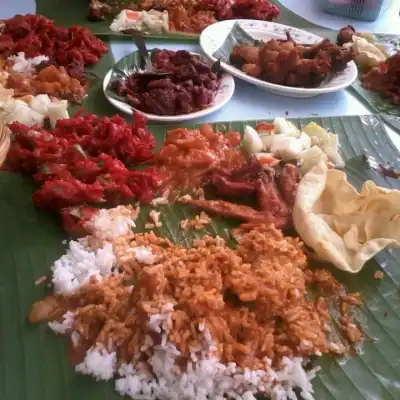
[149,210,162,228]
[150,191,170,206]
[51,278,319,400]
[133,246,157,265]
[87,207,138,240]
[8,52,49,74]
[76,346,117,381]
[71,331,81,347]
[115,348,316,400]
[48,311,75,334]
[112,304,316,400]
[51,239,116,295]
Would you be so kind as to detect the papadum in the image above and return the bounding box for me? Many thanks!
[293,160,400,272]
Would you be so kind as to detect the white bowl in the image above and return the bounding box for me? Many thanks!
[200,19,358,99]
[103,51,235,122]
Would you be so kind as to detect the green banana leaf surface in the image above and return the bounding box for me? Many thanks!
[34,0,202,41]
[0,115,400,400]
[34,0,332,40]
[351,80,400,120]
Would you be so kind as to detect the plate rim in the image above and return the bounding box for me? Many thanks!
[102,55,236,122]
[199,19,359,96]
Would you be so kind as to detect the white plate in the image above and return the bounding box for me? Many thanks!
[200,19,358,98]
[103,64,235,122]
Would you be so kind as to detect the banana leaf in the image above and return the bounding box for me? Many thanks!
[34,0,200,41]
[34,0,336,41]
[1,114,400,400]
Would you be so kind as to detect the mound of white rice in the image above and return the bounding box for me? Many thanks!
[8,52,49,74]
[87,206,138,240]
[71,303,318,400]
[52,239,115,295]
[133,246,157,265]
[76,347,117,381]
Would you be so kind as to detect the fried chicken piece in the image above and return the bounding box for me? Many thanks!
[258,47,302,85]
[241,63,262,77]
[32,65,86,102]
[256,175,289,217]
[184,176,292,228]
[207,157,264,196]
[210,174,257,196]
[305,39,354,72]
[29,296,65,323]
[185,161,300,229]
[6,73,32,96]
[285,58,331,87]
[233,35,354,88]
[337,25,356,46]
[6,65,86,102]
[231,44,260,65]
[183,198,263,221]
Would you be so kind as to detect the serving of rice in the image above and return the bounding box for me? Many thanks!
[29,205,363,400]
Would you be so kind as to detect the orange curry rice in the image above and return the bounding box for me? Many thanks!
[154,124,245,195]
[29,205,362,400]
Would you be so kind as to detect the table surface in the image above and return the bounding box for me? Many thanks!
[281,0,400,34]
[2,0,400,148]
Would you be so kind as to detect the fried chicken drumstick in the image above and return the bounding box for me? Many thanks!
[182,160,301,229]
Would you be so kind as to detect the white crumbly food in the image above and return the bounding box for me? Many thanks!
[150,197,169,206]
[51,239,116,295]
[8,52,49,74]
[76,347,117,381]
[113,304,318,400]
[51,205,145,294]
[149,210,162,227]
[133,246,157,265]
[71,331,81,347]
[87,206,138,240]
[48,311,75,334]
[150,190,170,206]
